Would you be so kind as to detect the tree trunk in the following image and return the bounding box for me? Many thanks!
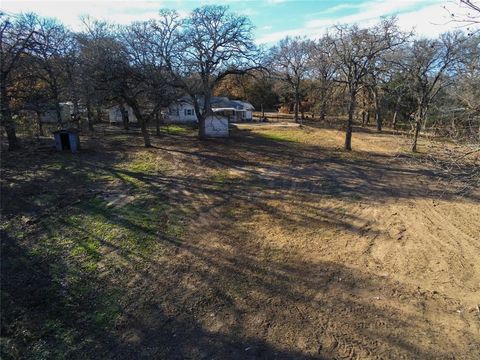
[86,97,94,132]
[51,78,63,128]
[139,116,151,147]
[319,87,327,122]
[375,111,382,131]
[319,102,326,122]
[1,80,19,150]
[36,111,45,137]
[411,105,424,152]
[67,67,80,128]
[319,86,327,121]
[4,123,19,150]
[198,91,211,139]
[411,118,421,152]
[155,111,161,136]
[345,91,356,151]
[294,89,300,124]
[72,98,80,129]
[95,105,102,124]
[55,101,62,128]
[372,88,382,132]
[361,95,367,127]
[392,95,401,130]
[119,102,129,130]
[130,104,151,147]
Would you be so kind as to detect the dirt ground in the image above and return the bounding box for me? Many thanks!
[1,122,479,359]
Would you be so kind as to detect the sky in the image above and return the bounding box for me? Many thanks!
[1,0,473,44]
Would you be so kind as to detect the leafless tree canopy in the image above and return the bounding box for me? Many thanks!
[1,4,479,151]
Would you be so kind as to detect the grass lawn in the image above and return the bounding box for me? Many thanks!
[1,122,479,359]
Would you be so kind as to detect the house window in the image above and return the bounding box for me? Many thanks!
[170,108,179,116]
[184,108,193,116]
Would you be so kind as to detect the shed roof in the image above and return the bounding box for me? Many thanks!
[53,128,79,134]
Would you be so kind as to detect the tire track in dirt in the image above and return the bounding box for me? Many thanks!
[157,128,480,359]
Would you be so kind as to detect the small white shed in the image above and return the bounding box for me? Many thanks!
[204,110,230,137]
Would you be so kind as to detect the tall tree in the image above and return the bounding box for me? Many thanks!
[62,33,81,127]
[451,33,480,118]
[77,17,115,132]
[156,6,259,138]
[270,36,314,124]
[311,36,336,122]
[31,16,70,127]
[0,13,36,150]
[9,54,52,137]
[117,20,177,147]
[328,18,407,150]
[406,32,463,152]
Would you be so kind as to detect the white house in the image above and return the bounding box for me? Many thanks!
[230,100,254,121]
[166,98,197,123]
[108,104,138,124]
[165,96,254,123]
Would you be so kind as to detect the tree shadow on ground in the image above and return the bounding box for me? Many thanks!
[2,126,479,359]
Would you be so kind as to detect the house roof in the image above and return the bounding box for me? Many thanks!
[172,96,255,111]
[231,100,254,111]
[212,107,238,112]
[53,128,79,134]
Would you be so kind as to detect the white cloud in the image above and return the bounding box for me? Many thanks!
[256,0,463,44]
[1,0,164,30]
[238,8,258,16]
[257,28,304,44]
[396,3,463,37]
[305,0,436,29]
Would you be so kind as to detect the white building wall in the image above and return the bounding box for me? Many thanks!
[108,105,138,124]
[166,103,197,123]
[205,114,229,137]
[40,104,73,123]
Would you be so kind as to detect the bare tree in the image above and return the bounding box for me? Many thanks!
[76,17,116,132]
[444,0,480,33]
[381,47,413,130]
[62,33,81,127]
[451,34,480,117]
[270,36,314,124]
[156,6,259,138]
[365,60,387,131]
[116,20,177,147]
[0,13,37,150]
[328,18,408,150]
[311,37,336,122]
[31,16,70,127]
[406,32,463,152]
[10,54,52,137]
